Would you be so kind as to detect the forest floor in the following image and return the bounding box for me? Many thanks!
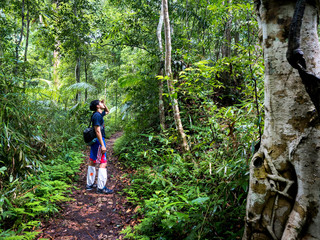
[37,132,137,240]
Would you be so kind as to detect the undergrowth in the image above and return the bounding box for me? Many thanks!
[0,79,89,238]
[0,151,83,239]
[0,150,85,239]
[115,103,260,240]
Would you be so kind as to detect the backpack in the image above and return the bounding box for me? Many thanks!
[83,114,96,145]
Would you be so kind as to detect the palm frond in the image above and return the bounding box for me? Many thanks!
[31,78,52,85]
[66,82,97,92]
[118,73,141,88]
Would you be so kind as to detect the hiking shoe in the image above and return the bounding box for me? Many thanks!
[97,186,114,194]
[86,184,97,190]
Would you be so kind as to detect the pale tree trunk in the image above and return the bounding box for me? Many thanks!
[15,0,25,75]
[105,64,108,99]
[243,1,320,240]
[159,69,166,130]
[24,0,29,62]
[53,46,60,87]
[157,1,166,131]
[115,84,118,128]
[162,0,189,152]
[53,0,60,87]
[23,0,30,90]
[157,3,164,54]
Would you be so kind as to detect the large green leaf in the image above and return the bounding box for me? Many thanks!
[118,73,141,88]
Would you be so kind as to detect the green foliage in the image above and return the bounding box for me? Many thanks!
[0,69,86,238]
[0,149,83,239]
[1,0,265,239]
[114,50,160,133]
[115,94,261,239]
[112,8,264,234]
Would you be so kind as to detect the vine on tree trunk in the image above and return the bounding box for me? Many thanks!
[287,0,320,116]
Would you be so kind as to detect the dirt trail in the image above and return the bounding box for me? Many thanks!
[38,132,136,240]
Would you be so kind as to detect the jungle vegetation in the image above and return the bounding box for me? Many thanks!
[0,0,263,239]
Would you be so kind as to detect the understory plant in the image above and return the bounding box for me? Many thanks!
[115,44,264,239]
[0,75,88,238]
[115,99,261,239]
[0,150,83,239]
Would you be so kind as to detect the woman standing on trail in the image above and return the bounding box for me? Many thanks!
[86,99,113,194]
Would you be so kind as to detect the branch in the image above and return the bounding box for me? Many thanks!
[98,42,155,55]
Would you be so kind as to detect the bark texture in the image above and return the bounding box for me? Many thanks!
[243,1,320,239]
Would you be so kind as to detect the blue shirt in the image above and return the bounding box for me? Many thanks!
[92,111,106,138]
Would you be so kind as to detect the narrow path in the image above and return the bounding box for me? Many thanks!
[38,132,136,240]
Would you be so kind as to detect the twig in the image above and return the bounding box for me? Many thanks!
[84,227,95,240]
[99,42,154,55]
[18,184,39,197]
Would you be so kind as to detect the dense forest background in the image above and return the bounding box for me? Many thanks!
[0,0,264,239]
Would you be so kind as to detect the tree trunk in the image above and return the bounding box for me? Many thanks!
[15,0,25,75]
[157,1,166,131]
[115,84,118,128]
[243,1,320,239]
[24,0,29,62]
[220,0,234,105]
[23,0,30,90]
[75,56,81,102]
[221,0,232,59]
[233,20,239,56]
[85,58,88,101]
[53,46,60,87]
[53,0,60,87]
[159,69,166,130]
[157,3,164,54]
[162,0,189,152]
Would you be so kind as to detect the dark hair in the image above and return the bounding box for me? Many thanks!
[90,100,100,111]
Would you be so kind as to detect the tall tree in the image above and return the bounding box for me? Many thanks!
[157,1,166,131]
[221,0,232,59]
[24,0,30,62]
[162,0,189,152]
[15,0,25,75]
[53,0,60,87]
[75,56,81,102]
[243,0,320,239]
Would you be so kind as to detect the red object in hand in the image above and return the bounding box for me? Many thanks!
[96,145,102,164]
